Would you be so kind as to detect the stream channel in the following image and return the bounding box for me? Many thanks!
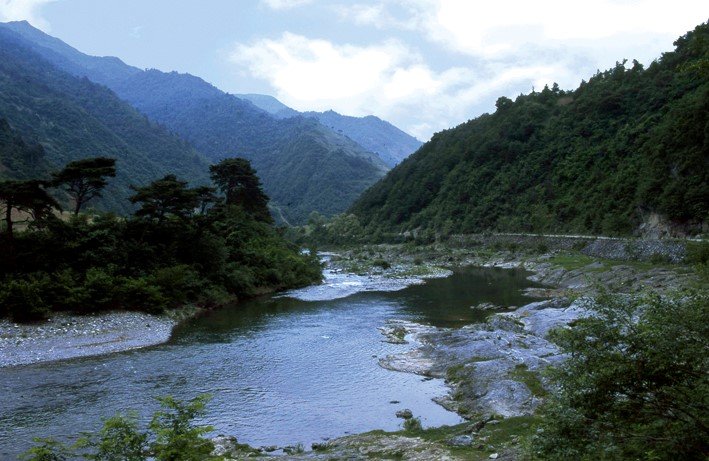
[0,263,541,458]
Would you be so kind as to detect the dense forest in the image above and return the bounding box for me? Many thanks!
[0,21,395,224]
[0,27,210,214]
[352,22,709,237]
[0,157,321,322]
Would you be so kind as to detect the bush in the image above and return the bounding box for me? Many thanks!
[0,277,51,322]
[373,259,391,270]
[82,268,119,312]
[648,252,672,264]
[403,417,422,433]
[685,241,709,265]
[149,395,216,461]
[22,395,220,461]
[119,278,167,314]
[531,291,709,460]
[150,265,203,306]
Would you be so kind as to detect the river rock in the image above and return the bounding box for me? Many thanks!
[447,435,473,446]
[211,435,239,456]
[471,302,500,311]
[396,409,413,419]
[379,298,590,418]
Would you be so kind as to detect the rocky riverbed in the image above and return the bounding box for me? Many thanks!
[213,243,699,460]
[0,311,176,367]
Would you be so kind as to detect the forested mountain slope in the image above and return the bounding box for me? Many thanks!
[352,22,709,237]
[0,27,209,214]
[0,21,389,223]
[0,119,51,180]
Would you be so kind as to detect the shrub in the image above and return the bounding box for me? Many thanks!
[119,278,167,314]
[403,417,423,433]
[22,395,220,461]
[648,252,672,264]
[685,241,709,265]
[373,259,391,269]
[82,268,119,312]
[150,265,203,306]
[531,291,709,460]
[0,277,51,322]
[79,413,148,461]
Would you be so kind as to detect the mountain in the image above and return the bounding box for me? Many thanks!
[0,119,51,180]
[0,26,210,214]
[237,94,422,167]
[352,22,709,237]
[0,21,390,223]
[236,93,299,119]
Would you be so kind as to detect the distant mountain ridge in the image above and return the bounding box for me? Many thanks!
[0,21,413,222]
[0,25,210,214]
[236,94,422,167]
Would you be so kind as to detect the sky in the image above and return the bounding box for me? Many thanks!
[0,1,707,141]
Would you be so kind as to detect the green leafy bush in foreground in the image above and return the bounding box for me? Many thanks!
[21,395,220,461]
[531,291,709,460]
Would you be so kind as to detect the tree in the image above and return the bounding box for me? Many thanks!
[0,180,59,239]
[193,186,219,215]
[129,175,199,223]
[209,158,272,223]
[52,157,116,215]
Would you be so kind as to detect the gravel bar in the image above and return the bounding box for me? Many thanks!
[0,312,176,367]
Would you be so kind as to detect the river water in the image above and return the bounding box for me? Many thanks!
[0,265,540,458]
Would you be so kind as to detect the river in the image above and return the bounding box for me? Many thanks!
[0,265,541,458]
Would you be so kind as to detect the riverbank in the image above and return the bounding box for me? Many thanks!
[0,311,177,367]
[215,242,702,460]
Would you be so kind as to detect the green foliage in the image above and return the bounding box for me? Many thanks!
[352,23,709,236]
[0,118,49,180]
[149,395,217,461]
[130,175,199,223]
[0,157,321,322]
[19,438,72,461]
[22,395,223,461]
[209,158,271,223]
[52,157,116,215]
[403,417,423,433]
[372,259,391,269]
[0,277,51,322]
[531,291,709,460]
[685,241,709,265]
[80,413,148,461]
[0,179,60,238]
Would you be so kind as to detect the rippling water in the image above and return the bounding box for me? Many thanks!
[0,265,540,458]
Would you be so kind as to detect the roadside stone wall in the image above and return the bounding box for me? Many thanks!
[448,233,692,263]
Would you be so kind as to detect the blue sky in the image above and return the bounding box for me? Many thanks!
[1,0,707,140]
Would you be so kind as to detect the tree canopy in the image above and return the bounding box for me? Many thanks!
[209,158,272,223]
[53,157,116,215]
[352,22,709,237]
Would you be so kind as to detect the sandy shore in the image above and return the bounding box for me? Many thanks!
[0,311,176,367]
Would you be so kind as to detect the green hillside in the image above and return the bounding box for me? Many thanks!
[0,21,389,223]
[0,119,51,180]
[0,27,209,214]
[352,23,709,237]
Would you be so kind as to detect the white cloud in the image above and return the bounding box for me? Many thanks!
[229,33,569,140]
[231,1,708,139]
[338,0,707,60]
[0,0,55,31]
[261,0,313,10]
